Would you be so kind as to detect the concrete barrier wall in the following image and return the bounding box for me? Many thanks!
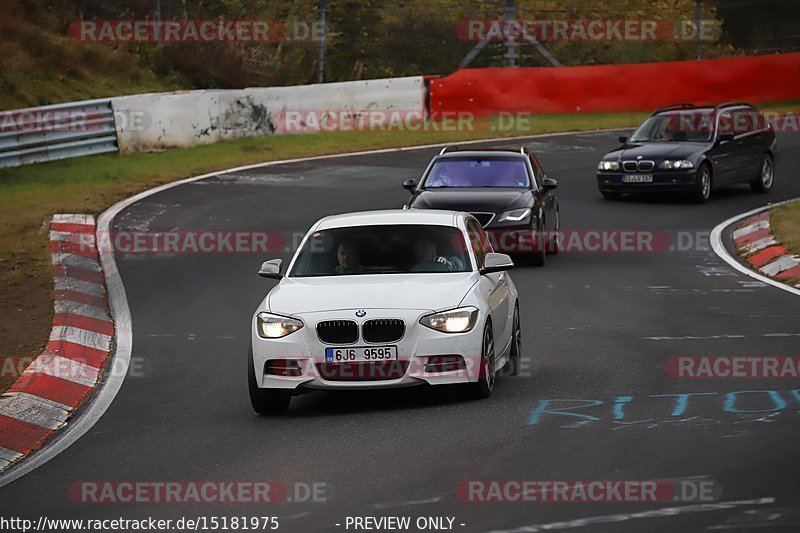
[112,76,425,153]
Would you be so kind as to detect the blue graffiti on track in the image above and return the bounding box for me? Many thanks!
[528,389,800,426]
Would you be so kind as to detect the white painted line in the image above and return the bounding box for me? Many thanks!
[0,394,68,430]
[760,254,800,276]
[51,253,101,272]
[710,199,800,298]
[731,219,769,240]
[53,300,110,321]
[53,277,105,297]
[49,326,111,352]
[0,127,632,487]
[52,214,95,225]
[0,447,22,463]
[25,354,99,388]
[740,236,777,255]
[487,497,776,533]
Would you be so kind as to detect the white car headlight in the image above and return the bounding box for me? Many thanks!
[497,208,531,223]
[597,161,620,171]
[658,160,694,170]
[256,312,303,338]
[420,307,479,333]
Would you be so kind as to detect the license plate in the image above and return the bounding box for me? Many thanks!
[325,346,398,363]
[623,174,653,183]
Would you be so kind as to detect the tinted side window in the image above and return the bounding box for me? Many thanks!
[717,111,733,136]
[467,220,487,269]
[529,155,544,189]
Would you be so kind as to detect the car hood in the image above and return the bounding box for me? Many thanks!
[265,272,479,315]
[411,189,530,213]
[605,142,705,161]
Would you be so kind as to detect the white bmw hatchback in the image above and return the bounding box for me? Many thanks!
[248,209,521,414]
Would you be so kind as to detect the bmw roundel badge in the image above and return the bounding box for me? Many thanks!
[355,309,366,317]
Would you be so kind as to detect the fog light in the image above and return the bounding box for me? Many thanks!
[265,359,304,377]
[424,355,466,373]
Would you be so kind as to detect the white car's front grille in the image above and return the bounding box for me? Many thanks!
[316,320,358,344]
[362,319,405,343]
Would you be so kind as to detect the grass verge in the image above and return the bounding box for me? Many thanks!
[771,199,800,285]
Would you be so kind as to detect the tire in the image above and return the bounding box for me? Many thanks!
[248,346,291,415]
[546,209,560,255]
[601,190,622,200]
[467,324,496,399]
[692,163,712,203]
[750,154,774,194]
[529,220,546,267]
[500,305,521,377]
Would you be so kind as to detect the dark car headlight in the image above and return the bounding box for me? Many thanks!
[658,160,694,170]
[597,161,621,171]
[497,208,531,223]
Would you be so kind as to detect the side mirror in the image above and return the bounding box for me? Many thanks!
[258,259,283,279]
[402,178,417,192]
[717,132,735,144]
[480,252,514,275]
[618,135,628,144]
[542,177,558,190]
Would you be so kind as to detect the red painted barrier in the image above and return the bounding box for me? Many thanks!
[429,53,800,117]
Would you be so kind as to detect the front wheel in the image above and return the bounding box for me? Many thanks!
[692,164,712,203]
[248,347,291,415]
[499,305,522,377]
[750,154,774,193]
[546,210,560,255]
[529,220,546,267]
[467,324,495,399]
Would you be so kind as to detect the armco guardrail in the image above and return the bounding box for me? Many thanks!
[0,99,119,168]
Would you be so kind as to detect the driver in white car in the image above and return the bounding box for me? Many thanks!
[410,237,463,272]
[334,240,365,274]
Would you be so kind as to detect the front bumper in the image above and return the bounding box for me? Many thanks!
[597,169,697,194]
[484,225,541,254]
[251,308,486,391]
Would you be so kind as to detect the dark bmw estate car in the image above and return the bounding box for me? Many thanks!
[403,147,559,266]
[597,102,777,202]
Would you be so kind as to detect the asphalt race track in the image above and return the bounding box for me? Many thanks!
[3,130,800,532]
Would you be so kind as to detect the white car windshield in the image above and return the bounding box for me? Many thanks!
[289,225,471,277]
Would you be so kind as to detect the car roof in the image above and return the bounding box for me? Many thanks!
[651,102,753,116]
[436,146,529,159]
[315,209,467,230]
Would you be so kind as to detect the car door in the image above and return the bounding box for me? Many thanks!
[709,109,747,185]
[529,154,554,231]
[736,107,767,182]
[467,220,511,355]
